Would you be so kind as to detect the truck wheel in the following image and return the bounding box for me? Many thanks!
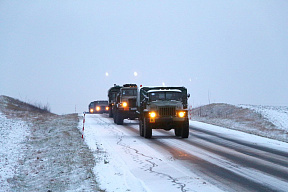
[174,128,181,136]
[139,119,144,137]
[144,118,152,138]
[181,121,189,138]
[109,109,113,118]
[116,111,123,125]
[113,113,117,123]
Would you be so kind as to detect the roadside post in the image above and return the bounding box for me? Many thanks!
[82,113,85,139]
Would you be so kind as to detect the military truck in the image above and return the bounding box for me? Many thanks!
[137,86,190,138]
[107,84,122,117]
[113,84,138,125]
[89,100,109,114]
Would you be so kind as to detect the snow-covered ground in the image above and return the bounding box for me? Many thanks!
[0,110,98,191]
[0,113,30,191]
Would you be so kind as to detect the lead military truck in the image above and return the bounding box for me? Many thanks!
[137,86,190,138]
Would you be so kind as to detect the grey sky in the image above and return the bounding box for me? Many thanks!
[1,1,287,114]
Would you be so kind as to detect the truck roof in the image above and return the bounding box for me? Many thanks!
[90,100,108,104]
[147,89,182,93]
[140,86,187,92]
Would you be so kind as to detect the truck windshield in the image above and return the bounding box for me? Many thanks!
[149,91,181,101]
[122,89,137,96]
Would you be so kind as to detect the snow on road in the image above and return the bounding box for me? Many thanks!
[190,121,288,192]
[81,114,221,192]
[81,113,288,192]
[190,120,288,152]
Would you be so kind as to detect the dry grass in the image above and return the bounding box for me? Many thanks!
[6,96,49,112]
[0,95,101,191]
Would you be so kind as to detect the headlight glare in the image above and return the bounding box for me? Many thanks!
[178,111,185,118]
[149,112,156,118]
[122,102,128,107]
[96,106,100,111]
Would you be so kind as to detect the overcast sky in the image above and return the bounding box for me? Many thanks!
[1,1,287,114]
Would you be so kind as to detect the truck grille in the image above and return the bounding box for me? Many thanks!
[128,98,137,108]
[159,107,176,117]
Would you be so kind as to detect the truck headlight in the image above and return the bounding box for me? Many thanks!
[149,112,156,118]
[90,109,94,113]
[96,106,100,111]
[178,111,185,118]
[122,102,128,107]
[105,106,109,111]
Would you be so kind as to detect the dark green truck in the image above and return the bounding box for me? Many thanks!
[137,86,190,138]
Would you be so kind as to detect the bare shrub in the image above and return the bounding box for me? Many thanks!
[0,95,52,115]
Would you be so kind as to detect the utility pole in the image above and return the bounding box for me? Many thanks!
[208,90,211,104]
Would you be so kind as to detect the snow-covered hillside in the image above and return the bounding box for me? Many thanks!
[240,105,288,132]
[0,95,98,191]
[191,103,288,142]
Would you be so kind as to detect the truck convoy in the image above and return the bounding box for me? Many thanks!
[137,86,190,138]
[91,84,190,139]
[112,84,138,125]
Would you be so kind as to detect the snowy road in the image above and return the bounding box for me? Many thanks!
[82,114,288,192]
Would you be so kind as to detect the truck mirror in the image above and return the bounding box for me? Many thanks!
[187,93,190,98]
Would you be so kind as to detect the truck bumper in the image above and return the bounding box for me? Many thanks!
[118,109,138,119]
[147,117,189,129]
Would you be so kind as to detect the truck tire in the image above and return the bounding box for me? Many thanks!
[174,128,181,136]
[144,118,152,138]
[109,109,113,118]
[139,119,144,137]
[181,121,189,138]
[113,113,117,123]
[116,111,124,125]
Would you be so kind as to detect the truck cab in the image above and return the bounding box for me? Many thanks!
[89,100,109,114]
[108,84,122,117]
[113,84,138,125]
[137,86,190,138]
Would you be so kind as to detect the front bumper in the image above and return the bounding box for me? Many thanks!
[145,115,189,129]
[148,116,188,123]
[118,108,138,119]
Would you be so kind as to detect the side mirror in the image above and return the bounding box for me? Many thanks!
[142,96,148,103]
[187,93,190,98]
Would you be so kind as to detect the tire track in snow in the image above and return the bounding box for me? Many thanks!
[97,116,188,192]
